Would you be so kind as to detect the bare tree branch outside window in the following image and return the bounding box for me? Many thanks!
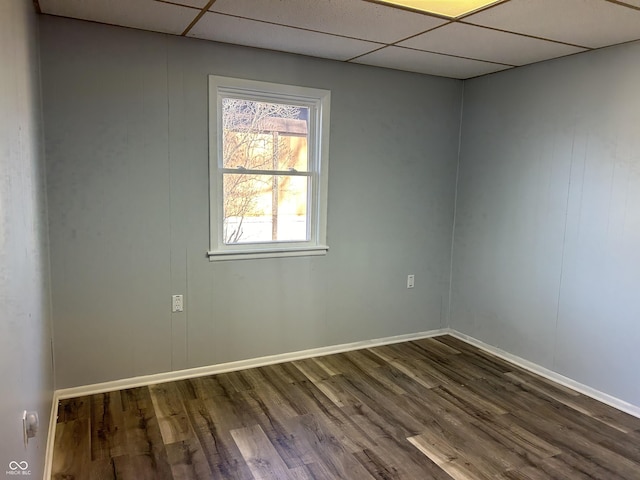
[222,98,309,244]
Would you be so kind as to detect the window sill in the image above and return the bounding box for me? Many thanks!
[207,245,329,262]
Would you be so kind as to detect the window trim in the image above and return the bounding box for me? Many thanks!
[207,75,330,261]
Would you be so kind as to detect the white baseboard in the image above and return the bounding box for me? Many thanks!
[42,328,447,479]
[43,327,640,479]
[42,388,59,480]
[55,328,449,399]
[447,329,640,419]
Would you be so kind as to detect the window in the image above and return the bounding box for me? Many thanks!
[208,76,330,261]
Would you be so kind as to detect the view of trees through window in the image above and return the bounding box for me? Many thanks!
[221,98,310,244]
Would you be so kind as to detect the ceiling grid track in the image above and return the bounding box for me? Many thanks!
[35,0,640,80]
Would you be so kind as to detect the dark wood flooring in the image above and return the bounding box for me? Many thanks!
[51,335,640,479]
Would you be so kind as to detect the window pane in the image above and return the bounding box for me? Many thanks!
[222,98,309,171]
[223,174,308,244]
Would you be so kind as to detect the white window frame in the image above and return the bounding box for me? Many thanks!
[208,75,330,261]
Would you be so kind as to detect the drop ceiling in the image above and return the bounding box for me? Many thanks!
[37,0,640,79]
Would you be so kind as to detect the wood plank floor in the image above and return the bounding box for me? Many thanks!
[51,335,640,479]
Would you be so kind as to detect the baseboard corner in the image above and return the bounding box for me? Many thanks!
[447,329,640,420]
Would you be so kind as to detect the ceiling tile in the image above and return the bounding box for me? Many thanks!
[188,12,382,61]
[39,0,197,35]
[209,0,448,43]
[464,0,640,48]
[399,23,587,66]
[352,46,512,79]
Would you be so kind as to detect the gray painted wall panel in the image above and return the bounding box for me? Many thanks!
[41,17,462,388]
[0,0,53,476]
[451,41,640,406]
[43,23,174,387]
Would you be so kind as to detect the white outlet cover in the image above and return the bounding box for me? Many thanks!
[172,294,184,312]
[23,410,38,446]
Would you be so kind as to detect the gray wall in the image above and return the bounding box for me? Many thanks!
[0,0,53,477]
[451,41,640,406]
[40,17,462,389]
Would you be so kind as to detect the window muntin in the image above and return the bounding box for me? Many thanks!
[208,76,330,260]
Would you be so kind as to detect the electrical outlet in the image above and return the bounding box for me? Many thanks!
[23,410,39,447]
[172,294,184,312]
[407,274,415,289]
